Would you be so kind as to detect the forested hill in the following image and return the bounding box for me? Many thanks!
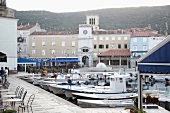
[15,5,170,34]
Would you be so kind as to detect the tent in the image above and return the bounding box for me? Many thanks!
[137,35,170,109]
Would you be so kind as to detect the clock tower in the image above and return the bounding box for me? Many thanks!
[78,24,93,67]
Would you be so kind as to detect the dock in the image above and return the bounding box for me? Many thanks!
[5,72,170,113]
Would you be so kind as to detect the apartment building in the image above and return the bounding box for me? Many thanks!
[130,31,165,68]
[28,14,131,67]
[17,23,45,58]
[0,0,18,71]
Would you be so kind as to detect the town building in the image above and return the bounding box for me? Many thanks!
[17,23,45,58]
[0,0,18,72]
[29,14,131,68]
[130,30,166,68]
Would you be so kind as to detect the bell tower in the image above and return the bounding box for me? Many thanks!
[86,14,99,31]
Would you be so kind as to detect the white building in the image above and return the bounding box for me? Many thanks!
[0,1,18,71]
[17,23,44,58]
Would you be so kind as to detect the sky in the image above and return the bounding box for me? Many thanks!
[7,0,170,13]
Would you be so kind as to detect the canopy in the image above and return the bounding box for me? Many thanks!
[17,57,36,64]
[138,35,170,74]
[137,35,170,110]
[57,58,80,63]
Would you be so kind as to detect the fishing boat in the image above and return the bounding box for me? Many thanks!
[58,73,137,99]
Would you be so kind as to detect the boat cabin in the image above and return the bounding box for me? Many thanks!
[109,74,129,92]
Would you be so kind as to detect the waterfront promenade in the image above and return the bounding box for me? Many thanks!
[7,72,127,113]
[6,72,170,113]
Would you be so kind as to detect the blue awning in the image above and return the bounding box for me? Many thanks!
[18,58,36,64]
[138,35,170,74]
[57,58,80,63]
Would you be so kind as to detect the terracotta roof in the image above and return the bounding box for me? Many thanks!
[31,31,79,35]
[98,49,131,57]
[131,32,164,37]
[17,25,34,30]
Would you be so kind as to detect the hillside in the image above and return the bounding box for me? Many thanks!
[15,5,170,34]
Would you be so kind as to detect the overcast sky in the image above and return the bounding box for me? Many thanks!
[7,0,170,13]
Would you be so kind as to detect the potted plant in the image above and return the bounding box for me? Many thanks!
[151,96,159,103]
[145,93,152,103]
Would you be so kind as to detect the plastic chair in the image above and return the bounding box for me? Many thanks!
[18,94,35,113]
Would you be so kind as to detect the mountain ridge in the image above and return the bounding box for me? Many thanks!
[15,5,170,34]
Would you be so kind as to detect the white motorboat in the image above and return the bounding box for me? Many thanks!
[77,99,133,108]
[72,92,136,100]
[61,73,137,99]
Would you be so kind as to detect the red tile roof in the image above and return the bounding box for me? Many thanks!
[31,31,79,35]
[17,25,34,30]
[98,49,131,57]
[132,32,163,37]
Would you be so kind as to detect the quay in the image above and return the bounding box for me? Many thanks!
[7,72,127,113]
[5,72,170,113]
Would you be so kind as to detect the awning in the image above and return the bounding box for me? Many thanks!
[138,35,170,74]
[57,58,80,63]
[17,57,36,64]
[0,52,7,62]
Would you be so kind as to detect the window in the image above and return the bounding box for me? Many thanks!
[133,38,137,42]
[42,50,45,56]
[32,42,35,47]
[119,78,123,83]
[106,44,109,49]
[72,41,75,47]
[52,50,55,55]
[124,37,127,40]
[143,38,147,42]
[62,50,65,55]
[105,37,109,40]
[52,42,55,46]
[112,44,116,49]
[62,41,65,46]
[112,37,115,40]
[143,45,147,51]
[83,49,89,52]
[118,37,121,40]
[99,44,104,49]
[94,45,96,49]
[118,44,121,49]
[42,42,45,46]
[93,37,97,40]
[32,50,35,55]
[72,49,75,55]
[99,37,103,40]
[124,44,127,49]
[133,45,137,51]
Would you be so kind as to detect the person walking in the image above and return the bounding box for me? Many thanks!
[0,67,5,84]
[4,67,8,83]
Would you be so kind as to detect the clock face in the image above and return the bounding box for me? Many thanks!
[83,30,88,35]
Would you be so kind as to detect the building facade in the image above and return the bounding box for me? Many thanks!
[130,32,165,68]
[0,0,18,71]
[17,23,44,58]
[28,14,131,67]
